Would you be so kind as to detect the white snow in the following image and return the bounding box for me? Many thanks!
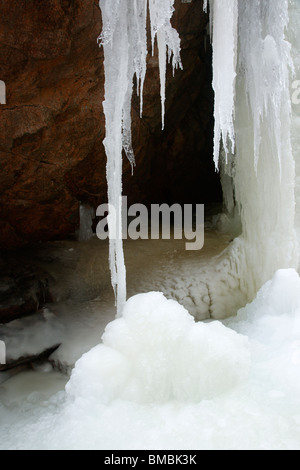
[225,269,300,401]
[2,269,300,449]
[67,292,249,405]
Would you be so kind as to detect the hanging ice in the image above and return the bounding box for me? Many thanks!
[207,0,238,167]
[207,0,292,172]
[148,0,182,129]
[207,0,299,309]
[99,0,181,315]
[237,0,293,174]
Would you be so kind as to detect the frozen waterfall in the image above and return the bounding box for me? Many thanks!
[99,0,300,316]
[207,0,299,308]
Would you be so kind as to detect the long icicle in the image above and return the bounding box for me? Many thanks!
[99,0,181,316]
[206,0,238,168]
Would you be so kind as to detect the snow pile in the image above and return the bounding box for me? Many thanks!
[3,271,300,449]
[227,269,300,397]
[67,292,249,405]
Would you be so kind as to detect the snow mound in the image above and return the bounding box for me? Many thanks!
[67,292,250,404]
[227,268,300,396]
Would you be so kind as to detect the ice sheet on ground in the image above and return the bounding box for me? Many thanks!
[1,227,241,371]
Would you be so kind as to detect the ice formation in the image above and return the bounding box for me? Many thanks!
[207,0,238,166]
[3,271,300,449]
[2,0,300,452]
[289,0,300,243]
[226,269,300,399]
[99,0,181,315]
[67,292,249,405]
[234,0,299,298]
[99,0,300,319]
[207,0,299,307]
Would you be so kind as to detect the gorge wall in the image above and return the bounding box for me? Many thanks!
[0,0,221,249]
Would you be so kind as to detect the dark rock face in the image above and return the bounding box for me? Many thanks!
[0,344,60,372]
[0,255,53,323]
[0,0,220,249]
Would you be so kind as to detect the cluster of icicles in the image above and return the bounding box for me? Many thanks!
[99,0,299,317]
[99,0,182,315]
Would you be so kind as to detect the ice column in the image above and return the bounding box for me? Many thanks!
[234,0,298,297]
[289,0,300,255]
[99,0,181,315]
[207,0,299,303]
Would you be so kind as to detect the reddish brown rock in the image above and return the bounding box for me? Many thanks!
[0,0,220,249]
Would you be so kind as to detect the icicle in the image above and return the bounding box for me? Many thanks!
[99,0,181,315]
[208,0,238,169]
[157,30,167,130]
[148,0,182,130]
[133,0,148,118]
[238,0,293,176]
[206,0,298,311]
[233,0,298,291]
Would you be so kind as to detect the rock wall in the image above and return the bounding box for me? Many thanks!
[0,0,221,249]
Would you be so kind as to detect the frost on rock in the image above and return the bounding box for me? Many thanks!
[98,0,181,315]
